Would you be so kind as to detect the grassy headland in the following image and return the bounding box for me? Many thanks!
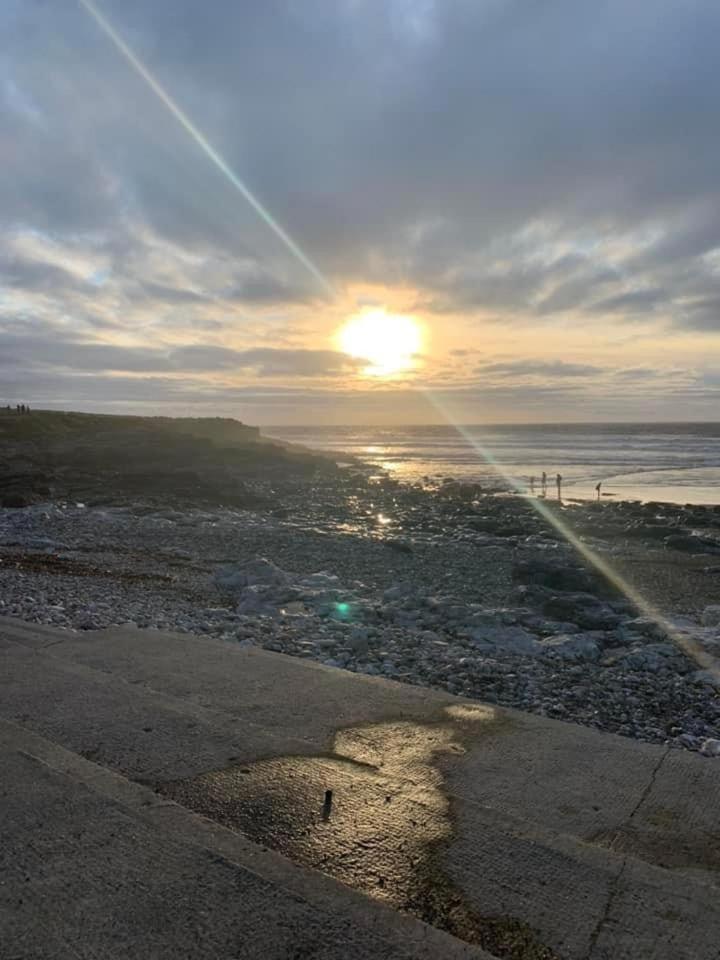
[0,408,335,508]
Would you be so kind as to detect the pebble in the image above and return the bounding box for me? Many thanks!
[1,492,719,757]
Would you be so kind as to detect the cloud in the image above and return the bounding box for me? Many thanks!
[132,283,210,305]
[0,323,363,377]
[676,297,720,331]
[475,360,603,379]
[4,364,716,426]
[223,270,318,305]
[2,0,720,421]
[588,289,668,315]
[2,1,720,319]
[0,254,87,294]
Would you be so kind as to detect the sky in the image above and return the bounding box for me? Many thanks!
[1,0,720,425]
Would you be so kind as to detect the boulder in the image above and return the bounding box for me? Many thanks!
[618,643,679,672]
[468,624,541,656]
[622,617,668,641]
[664,533,720,555]
[436,481,483,501]
[214,557,290,591]
[383,581,418,602]
[541,593,622,630]
[236,585,279,615]
[297,571,341,590]
[512,557,613,595]
[701,605,720,628]
[541,633,602,662]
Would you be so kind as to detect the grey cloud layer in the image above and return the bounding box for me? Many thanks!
[3,0,720,326]
[2,358,716,425]
[0,326,362,377]
[2,0,720,425]
[475,360,603,379]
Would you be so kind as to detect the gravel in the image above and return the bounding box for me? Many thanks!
[1,488,719,756]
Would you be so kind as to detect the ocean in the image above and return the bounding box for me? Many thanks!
[264,423,720,506]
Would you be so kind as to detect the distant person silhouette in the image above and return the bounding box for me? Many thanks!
[529,476,536,495]
[541,471,547,496]
[556,473,562,498]
[595,482,602,501]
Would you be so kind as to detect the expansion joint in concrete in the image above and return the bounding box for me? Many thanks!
[626,744,670,825]
[585,744,670,958]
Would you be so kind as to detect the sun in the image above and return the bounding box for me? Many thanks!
[337,309,422,376]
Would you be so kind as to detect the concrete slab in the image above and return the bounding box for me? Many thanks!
[588,856,720,960]
[440,710,665,839]
[0,616,72,649]
[0,617,459,744]
[0,733,485,960]
[3,616,720,959]
[618,746,720,882]
[0,640,307,780]
[446,794,720,960]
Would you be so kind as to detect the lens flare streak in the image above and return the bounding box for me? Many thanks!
[77,0,334,298]
[422,390,719,678]
[77,0,715,682]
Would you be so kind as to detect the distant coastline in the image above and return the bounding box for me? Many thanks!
[265,422,720,507]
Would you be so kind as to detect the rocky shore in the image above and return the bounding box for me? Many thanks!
[2,461,720,756]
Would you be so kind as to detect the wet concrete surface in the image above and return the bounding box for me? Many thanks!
[5,619,720,959]
[157,706,559,959]
[590,819,720,874]
[2,731,485,960]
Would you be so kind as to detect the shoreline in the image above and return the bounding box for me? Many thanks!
[263,422,720,509]
[374,470,720,509]
[1,468,719,757]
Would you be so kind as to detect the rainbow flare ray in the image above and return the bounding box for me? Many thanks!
[421,389,719,678]
[78,0,334,299]
[78,0,716,685]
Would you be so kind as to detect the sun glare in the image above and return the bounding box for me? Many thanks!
[338,309,422,376]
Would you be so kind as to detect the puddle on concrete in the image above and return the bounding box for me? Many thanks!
[156,704,560,959]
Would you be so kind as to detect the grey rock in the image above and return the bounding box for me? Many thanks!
[541,633,602,663]
[540,592,622,630]
[619,643,678,672]
[382,582,417,602]
[701,605,720,628]
[623,617,668,641]
[691,669,720,690]
[665,533,720,555]
[214,558,290,591]
[468,624,541,656]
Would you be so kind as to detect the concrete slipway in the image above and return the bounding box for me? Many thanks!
[1,615,719,960]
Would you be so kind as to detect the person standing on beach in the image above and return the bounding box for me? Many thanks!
[541,471,547,496]
[595,481,602,500]
[556,473,562,498]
